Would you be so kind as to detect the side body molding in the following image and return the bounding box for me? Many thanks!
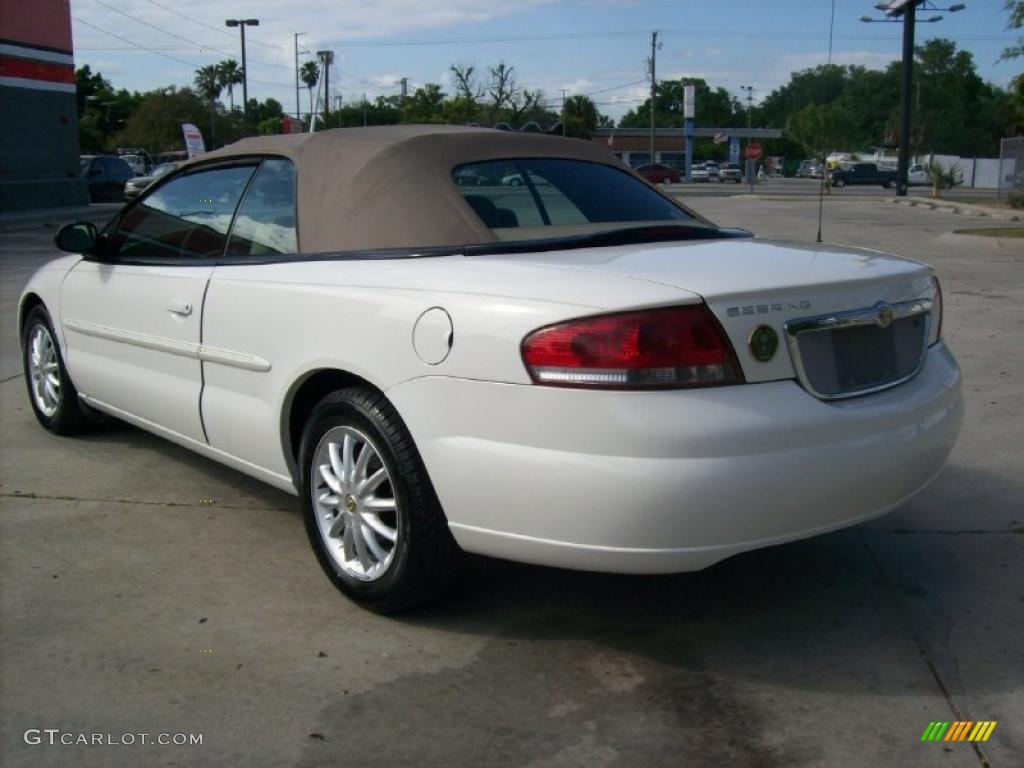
[63,319,272,372]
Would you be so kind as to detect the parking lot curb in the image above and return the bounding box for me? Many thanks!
[888,196,1022,222]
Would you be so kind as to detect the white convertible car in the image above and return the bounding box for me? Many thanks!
[20,126,962,612]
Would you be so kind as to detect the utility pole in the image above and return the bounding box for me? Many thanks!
[400,76,408,123]
[225,19,259,132]
[740,85,755,189]
[896,5,915,196]
[561,89,567,136]
[740,85,753,129]
[649,31,659,165]
[860,2,966,196]
[317,50,334,123]
[294,32,305,120]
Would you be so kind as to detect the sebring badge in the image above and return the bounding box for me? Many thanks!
[749,325,778,362]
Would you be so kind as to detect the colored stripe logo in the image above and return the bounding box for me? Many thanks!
[921,721,997,742]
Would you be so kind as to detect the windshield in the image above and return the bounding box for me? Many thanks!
[451,158,708,242]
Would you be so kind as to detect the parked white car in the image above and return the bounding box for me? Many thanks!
[908,164,929,186]
[691,163,709,182]
[20,126,962,612]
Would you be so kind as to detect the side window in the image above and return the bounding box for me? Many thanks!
[224,158,297,257]
[109,165,255,262]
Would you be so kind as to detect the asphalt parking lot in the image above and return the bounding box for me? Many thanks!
[1,198,1021,767]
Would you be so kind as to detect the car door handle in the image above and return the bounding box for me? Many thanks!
[167,300,193,317]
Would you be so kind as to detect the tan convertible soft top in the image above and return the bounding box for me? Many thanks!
[188,125,638,253]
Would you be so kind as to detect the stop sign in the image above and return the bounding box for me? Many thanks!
[744,143,762,161]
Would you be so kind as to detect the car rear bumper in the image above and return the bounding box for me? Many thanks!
[387,342,962,573]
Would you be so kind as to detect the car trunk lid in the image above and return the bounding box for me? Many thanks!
[502,237,936,387]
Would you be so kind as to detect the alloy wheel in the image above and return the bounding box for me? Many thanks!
[311,426,400,581]
[27,324,61,417]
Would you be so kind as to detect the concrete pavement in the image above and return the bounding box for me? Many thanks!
[1,197,1021,767]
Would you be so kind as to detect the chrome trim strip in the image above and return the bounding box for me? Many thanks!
[63,320,270,372]
[198,346,271,372]
[783,299,932,401]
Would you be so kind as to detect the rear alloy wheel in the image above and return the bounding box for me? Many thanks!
[299,387,460,613]
[22,306,94,434]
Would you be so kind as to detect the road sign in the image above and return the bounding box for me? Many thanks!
[745,143,762,161]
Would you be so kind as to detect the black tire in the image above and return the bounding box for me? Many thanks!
[21,306,94,434]
[298,387,461,613]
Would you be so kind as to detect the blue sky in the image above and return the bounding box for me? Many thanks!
[71,0,1021,121]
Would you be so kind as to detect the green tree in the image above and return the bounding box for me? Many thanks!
[1001,0,1024,61]
[193,65,222,144]
[449,64,482,123]
[406,83,446,123]
[299,60,320,118]
[562,95,601,139]
[74,66,144,152]
[619,78,739,130]
[112,87,223,153]
[217,59,243,110]
[787,103,850,162]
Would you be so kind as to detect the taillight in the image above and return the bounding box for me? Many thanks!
[521,304,743,389]
[929,275,943,346]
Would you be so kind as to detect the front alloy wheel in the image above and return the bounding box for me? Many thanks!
[27,323,61,418]
[22,306,94,434]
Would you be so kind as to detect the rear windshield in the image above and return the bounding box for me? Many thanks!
[451,158,700,241]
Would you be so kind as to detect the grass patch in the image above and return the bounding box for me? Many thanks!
[953,227,1024,238]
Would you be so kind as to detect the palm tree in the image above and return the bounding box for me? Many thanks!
[300,60,320,120]
[217,59,243,111]
[194,65,222,145]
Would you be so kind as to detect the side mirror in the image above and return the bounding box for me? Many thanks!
[55,221,99,254]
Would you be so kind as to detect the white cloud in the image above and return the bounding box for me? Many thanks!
[368,73,403,88]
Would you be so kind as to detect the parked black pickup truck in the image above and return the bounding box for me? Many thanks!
[829,163,897,188]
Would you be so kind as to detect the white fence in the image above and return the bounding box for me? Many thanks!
[922,151,1014,190]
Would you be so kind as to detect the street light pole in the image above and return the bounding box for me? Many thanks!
[226,18,260,132]
[294,32,305,121]
[896,3,915,196]
[860,2,966,196]
[740,85,754,188]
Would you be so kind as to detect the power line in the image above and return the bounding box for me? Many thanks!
[314,28,1009,48]
[90,0,290,69]
[72,16,293,90]
[73,15,201,70]
[140,0,284,51]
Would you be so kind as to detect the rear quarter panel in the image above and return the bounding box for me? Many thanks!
[199,255,693,476]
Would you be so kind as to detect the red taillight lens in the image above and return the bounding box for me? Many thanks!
[521,305,743,389]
